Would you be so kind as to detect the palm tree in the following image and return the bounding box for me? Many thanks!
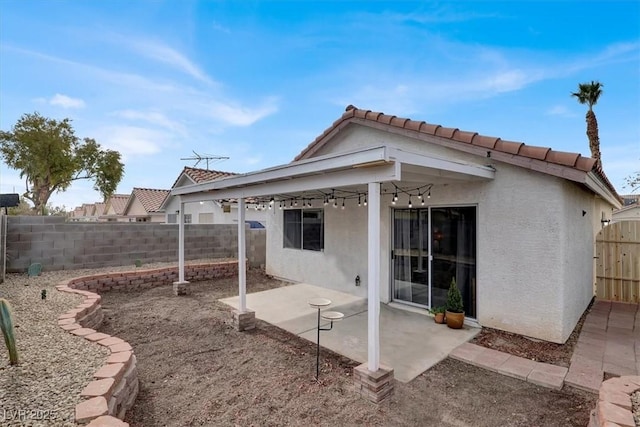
[572,81,603,167]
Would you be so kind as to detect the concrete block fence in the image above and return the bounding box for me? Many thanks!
[56,260,240,425]
[5,216,265,272]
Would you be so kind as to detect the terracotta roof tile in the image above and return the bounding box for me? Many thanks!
[131,188,170,213]
[93,203,106,216]
[404,120,425,133]
[545,151,580,168]
[292,106,618,199]
[473,136,500,149]
[452,131,478,144]
[106,194,130,215]
[574,156,596,172]
[494,140,524,155]
[435,127,458,139]
[518,146,551,160]
[421,124,440,135]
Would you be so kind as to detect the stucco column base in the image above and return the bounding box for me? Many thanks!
[232,309,255,331]
[353,363,394,403]
[172,281,189,296]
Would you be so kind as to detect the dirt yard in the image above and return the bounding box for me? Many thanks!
[98,270,596,427]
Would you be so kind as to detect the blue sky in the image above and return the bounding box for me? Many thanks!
[1,1,639,209]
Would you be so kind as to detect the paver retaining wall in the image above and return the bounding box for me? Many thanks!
[56,260,239,425]
[589,376,640,427]
[6,216,265,272]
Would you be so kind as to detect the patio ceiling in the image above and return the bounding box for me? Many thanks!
[172,145,495,203]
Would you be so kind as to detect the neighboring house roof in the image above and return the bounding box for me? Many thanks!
[182,167,237,185]
[294,105,619,200]
[161,167,239,210]
[614,203,639,214]
[93,202,106,216]
[125,188,170,214]
[105,194,130,215]
[82,203,95,216]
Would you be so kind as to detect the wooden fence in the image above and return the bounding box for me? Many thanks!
[595,220,640,302]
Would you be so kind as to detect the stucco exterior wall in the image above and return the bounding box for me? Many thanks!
[127,197,147,216]
[560,181,599,341]
[266,124,604,343]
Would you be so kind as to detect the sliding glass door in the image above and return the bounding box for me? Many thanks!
[392,206,477,318]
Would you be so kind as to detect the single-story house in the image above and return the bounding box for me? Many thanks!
[122,188,170,223]
[613,203,640,223]
[100,194,130,222]
[172,105,621,366]
[162,167,267,226]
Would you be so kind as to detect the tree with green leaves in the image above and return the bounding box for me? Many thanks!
[0,113,124,214]
[571,81,604,167]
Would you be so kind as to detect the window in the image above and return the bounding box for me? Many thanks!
[167,213,177,224]
[284,209,323,251]
[184,214,192,224]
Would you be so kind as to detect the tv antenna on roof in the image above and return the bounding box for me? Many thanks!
[180,151,230,170]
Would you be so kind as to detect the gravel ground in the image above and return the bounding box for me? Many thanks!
[0,261,202,426]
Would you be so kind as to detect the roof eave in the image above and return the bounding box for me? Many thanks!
[585,172,623,208]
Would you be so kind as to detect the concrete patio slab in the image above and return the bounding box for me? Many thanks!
[220,283,479,383]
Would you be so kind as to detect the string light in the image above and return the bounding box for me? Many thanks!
[358,195,362,207]
[341,199,345,210]
[323,197,328,206]
[408,197,412,208]
[333,200,338,208]
[364,195,368,206]
[427,189,431,199]
[269,197,274,205]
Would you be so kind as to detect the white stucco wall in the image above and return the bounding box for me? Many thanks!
[164,196,267,225]
[265,124,608,343]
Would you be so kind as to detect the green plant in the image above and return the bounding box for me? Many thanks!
[429,306,446,315]
[446,278,464,314]
[0,298,19,365]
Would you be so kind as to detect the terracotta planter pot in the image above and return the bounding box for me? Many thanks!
[445,311,465,329]
[434,313,445,324]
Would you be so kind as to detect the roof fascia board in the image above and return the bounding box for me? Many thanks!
[173,146,391,196]
[178,163,400,203]
[585,172,622,208]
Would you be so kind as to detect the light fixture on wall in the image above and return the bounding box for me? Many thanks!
[601,212,611,227]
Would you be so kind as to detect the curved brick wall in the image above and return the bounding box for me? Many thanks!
[589,376,640,426]
[55,261,239,426]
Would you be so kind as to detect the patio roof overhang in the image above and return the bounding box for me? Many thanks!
[172,145,495,202]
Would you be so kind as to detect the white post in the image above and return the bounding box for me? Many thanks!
[367,182,380,372]
[178,199,185,283]
[238,198,247,312]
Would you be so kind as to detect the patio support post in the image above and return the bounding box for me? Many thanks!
[238,198,246,312]
[232,197,255,331]
[173,199,189,296]
[352,182,394,403]
[367,182,380,372]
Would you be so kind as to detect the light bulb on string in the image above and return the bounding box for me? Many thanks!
[364,195,368,206]
[341,199,345,210]
[408,197,412,208]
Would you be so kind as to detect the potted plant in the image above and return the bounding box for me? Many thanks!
[428,306,446,324]
[445,278,465,329]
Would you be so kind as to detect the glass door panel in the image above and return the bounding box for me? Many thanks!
[392,209,429,306]
[431,207,476,318]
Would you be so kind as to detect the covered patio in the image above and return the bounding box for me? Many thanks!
[219,282,479,382]
[171,144,494,401]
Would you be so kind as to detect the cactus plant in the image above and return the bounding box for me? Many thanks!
[0,298,19,365]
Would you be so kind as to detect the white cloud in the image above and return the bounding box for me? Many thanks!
[125,38,214,85]
[208,98,279,126]
[50,93,86,109]
[98,126,167,159]
[111,109,186,134]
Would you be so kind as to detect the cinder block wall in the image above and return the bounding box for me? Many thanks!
[5,216,266,272]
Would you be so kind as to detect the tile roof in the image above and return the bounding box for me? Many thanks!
[294,105,618,197]
[93,202,106,216]
[131,188,170,213]
[106,194,130,215]
[170,166,238,189]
